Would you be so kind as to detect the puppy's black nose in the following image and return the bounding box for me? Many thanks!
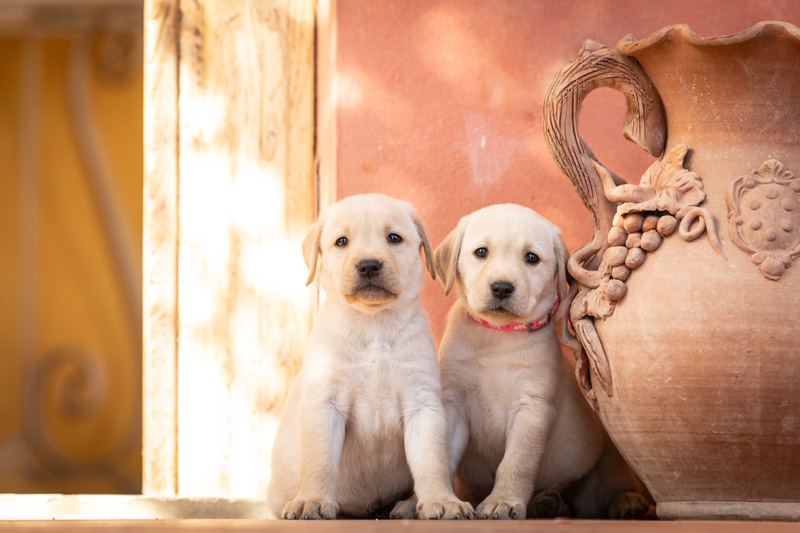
[490,281,515,300]
[357,259,383,278]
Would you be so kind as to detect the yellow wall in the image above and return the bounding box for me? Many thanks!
[0,39,23,448]
[0,35,142,493]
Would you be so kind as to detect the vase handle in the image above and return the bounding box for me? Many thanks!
[543,40,666,287]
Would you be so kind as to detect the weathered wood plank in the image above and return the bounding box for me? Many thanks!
[142,0,180,496]
[144,0,315,500]
[175,0,315,497]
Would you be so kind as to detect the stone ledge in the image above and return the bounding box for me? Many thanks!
[0,495,273,520]
[658,501,800,521]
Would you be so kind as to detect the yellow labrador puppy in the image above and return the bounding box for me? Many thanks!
[268,194,474,520]
[435,204,647,519]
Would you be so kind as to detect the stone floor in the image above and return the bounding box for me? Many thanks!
[2,520,800,533]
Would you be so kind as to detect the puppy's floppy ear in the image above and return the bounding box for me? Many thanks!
[434,218,467,296]
[552,229,570,303]
[410,209,436,281]
[552,229,576,350]
[302,212,326,286]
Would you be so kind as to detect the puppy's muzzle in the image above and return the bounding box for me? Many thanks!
[345,258,397,306]
[357,259,383,279]
[490,280,515,300]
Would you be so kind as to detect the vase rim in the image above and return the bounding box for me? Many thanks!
[618,20,800,55]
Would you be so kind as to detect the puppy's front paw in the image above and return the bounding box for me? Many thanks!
[476,498,526,520]
[416,498,475,520]
[528,490,571,519]
[607,491,650,520]
[281,499,338,520]
[389,498,417,519]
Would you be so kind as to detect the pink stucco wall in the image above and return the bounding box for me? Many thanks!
[335,0,800,343]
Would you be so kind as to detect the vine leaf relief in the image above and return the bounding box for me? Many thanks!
[727,159,800,280]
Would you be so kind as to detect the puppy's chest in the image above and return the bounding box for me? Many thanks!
[475,361,544,406]
[341,340,406,433]
[456,344,559,416]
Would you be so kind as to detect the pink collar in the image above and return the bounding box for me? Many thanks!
[468,296,560,333]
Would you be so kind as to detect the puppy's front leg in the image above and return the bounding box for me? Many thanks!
[444,398,469,485]
[282,398,346,520]
[477,401,555,520]
[390,398,471,520]
[402,392,474,519]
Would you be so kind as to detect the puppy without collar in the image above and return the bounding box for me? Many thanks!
[268,194,473,520]
[435,204,647,519]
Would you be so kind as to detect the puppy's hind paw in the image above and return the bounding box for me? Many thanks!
[416,498,475,520]
[607,491,650,520]
[389,498,417,519]
[281,499,338,520]
[476,499,526,520]
[528,490,571,519]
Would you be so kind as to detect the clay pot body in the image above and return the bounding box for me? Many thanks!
[544,23,800,520]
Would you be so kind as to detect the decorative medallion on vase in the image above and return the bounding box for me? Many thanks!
[727,159,800,280]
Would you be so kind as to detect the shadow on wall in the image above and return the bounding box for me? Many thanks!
[333,0,800,343]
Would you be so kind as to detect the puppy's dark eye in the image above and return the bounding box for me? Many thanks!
[387,233,403,244]
[335,237,348,247]
[474,247,488,259]
[525,252,540,265]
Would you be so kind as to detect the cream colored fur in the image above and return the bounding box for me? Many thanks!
[435,204,645,519]
[268,194,474,520]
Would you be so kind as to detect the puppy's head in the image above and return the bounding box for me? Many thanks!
[303,194,435,313]
[434,204,569,327]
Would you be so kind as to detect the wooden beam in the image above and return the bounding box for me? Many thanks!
[0,0,142,35]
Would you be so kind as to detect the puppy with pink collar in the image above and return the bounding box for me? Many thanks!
[435,204,648,520]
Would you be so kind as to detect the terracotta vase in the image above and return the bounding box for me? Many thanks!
[543,22,800,520]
